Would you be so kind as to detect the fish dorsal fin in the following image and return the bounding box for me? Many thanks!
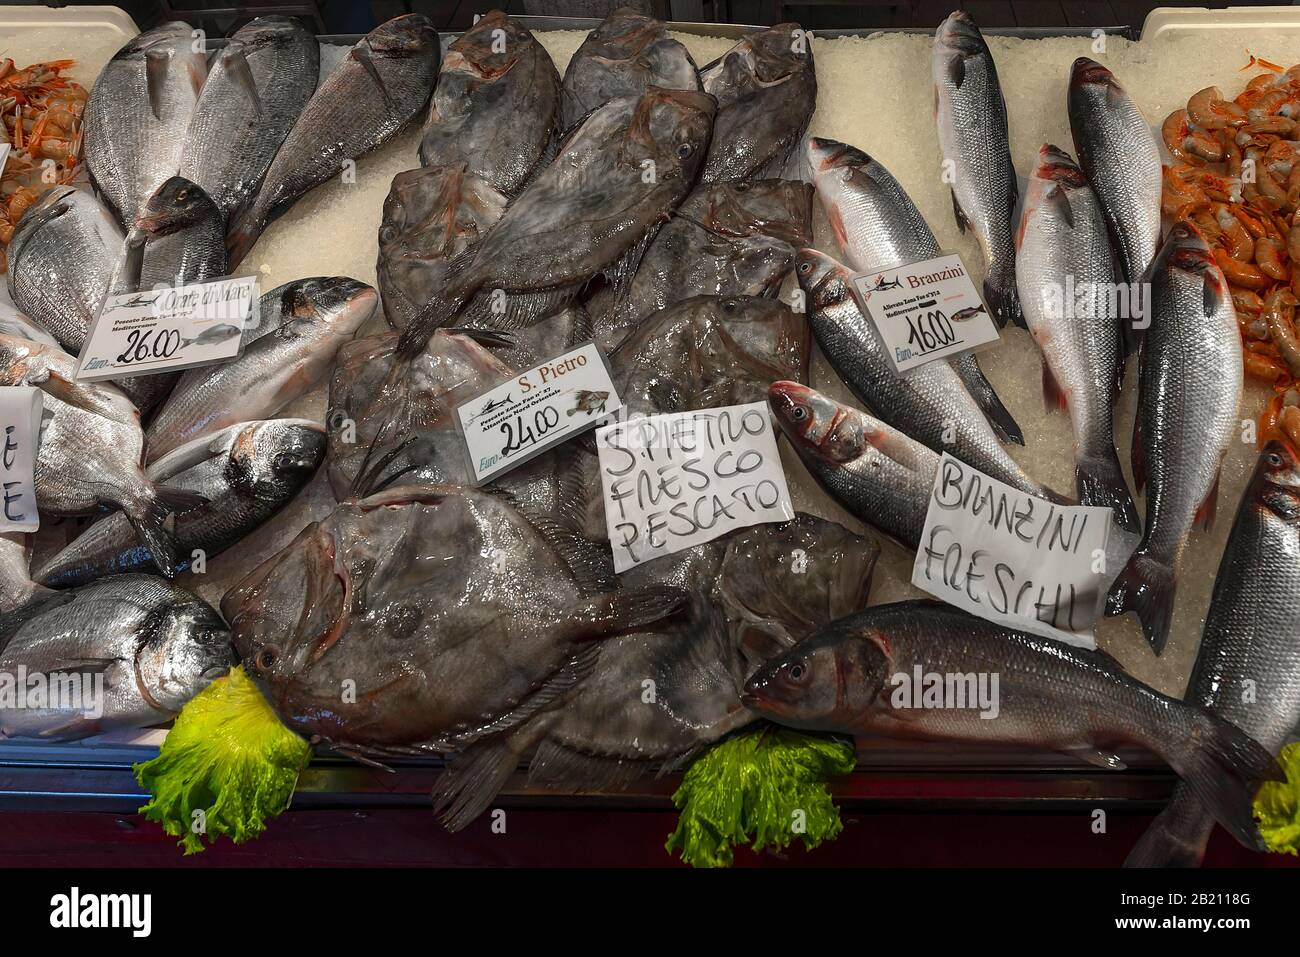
[222,44,263,118]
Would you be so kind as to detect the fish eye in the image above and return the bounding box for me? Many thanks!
[255,647,280,671]
[1268,451,1284,467]
[788,661,807,681]
[677,142,693,159]
[798,260,812,275]
[791,405,808,421]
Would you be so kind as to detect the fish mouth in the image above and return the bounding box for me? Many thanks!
[1034,144,1087,186]
[807,136,870,174]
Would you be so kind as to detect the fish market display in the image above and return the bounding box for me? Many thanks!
[0,575,231,739]
[559,9,698,131]
[1128,441,1300,866]
[375,163,508,330]
[178,16,319,219]
[589,177,813,352]
[697,24,816,184]
[82,22,207,229]
[36,419,326,587]
[795,247,1055,498]
[1068,58,1162,298]
[401,85,716,340]
[805,137,1022,445]
[227,15,439,268]
[745,601,1281,852]
[418,12,558,196]
[0,57,88,272]
[932,12,1021,327]
[769,381,936,549]
[145,276,375,462]
[0,335,198,575]
[1106,223,1242,654]
[6,185,124,351]
[1016,144,1137,530]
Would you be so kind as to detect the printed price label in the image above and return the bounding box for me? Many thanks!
[596,402,794,573]
[0,386,44,532]
[910,454,1110,648]
[74,276,259,381]
[850,253,1000,373]
[456,340,621,484]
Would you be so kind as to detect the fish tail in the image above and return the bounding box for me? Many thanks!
[224,208,263,272]
[122,490,180,579]
[1076,452,1140,533]
[1157,710,1282,854]
[983,257,1024,329]
[954,355,1025,445]
[1124,782,1215,868]
[1105,550,1175,654]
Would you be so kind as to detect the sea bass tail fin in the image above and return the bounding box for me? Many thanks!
[984,260,1024,330]
[123,491,180,579]
[1163,712,1282,853]
[1105,551,1174,654]
[1124,783,1215,868]
[1077,453,1139,532]
[951,353,1025,445]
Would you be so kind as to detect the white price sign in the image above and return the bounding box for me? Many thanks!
[456,340,621,484]
[0,386,43,532]
[911,454,1111,648]
[851,253,1000,373]
[596,402,794,573]
[75,276,259,381]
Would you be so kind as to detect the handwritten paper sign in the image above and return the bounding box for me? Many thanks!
[850,253,1000,373]
[0,387,43,532]
[75,276,259,382]
[910,454,1111,648]
[596,402,794,573]
[456,341,621,484]
[0,144,9,178]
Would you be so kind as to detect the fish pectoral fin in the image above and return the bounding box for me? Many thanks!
[145,48,170,121]
[946,52,966,88]
[1041,359,1069,413]
[35,716,104,741]
[1044,182,1075,229]
[563,586,689,641]
[1063,747,1128,771]
[1194,470,1222,531]
[949,189,969,234]
[351,45,395,111]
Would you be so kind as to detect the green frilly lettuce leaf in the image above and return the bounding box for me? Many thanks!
[665,725,856,868]
[134,665,310,854]
[1255,740,1300,855]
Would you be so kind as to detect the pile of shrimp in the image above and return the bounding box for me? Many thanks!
[0,58,87,273]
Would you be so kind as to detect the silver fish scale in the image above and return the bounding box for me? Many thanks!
[1137,259,1241,563]
[1017,173,1121,466]
[179,17,320,217]
[83,22,207,228]
[933,33,1016,274]
[1070,73,1162,285]
[822,159,938,273]
[809,284,1045,497]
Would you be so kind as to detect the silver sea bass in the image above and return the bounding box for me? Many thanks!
[83,21,208,228]
[1016,144,1137,531]
[932,11,1022,328]
[1105,223,1242,654]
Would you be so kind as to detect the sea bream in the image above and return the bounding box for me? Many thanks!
[794,248,1057,500]
[697,23,816,184]
[932,11,1022,327]
[559,9,699,130]
[397,86,716,346]
[1105,223,1241,654]
[6,186,125,352]
[178,15,320,219]
[744,600,1283,853]
[1069,58,1162,310]
[589,177,813,352]
[768,381,937,549]
[0,335,200,576]
[35,419,326,588]
[1016,145,1137,531]
[227,14,440,268]
[1127,441,1300,866]
[806,136,1022,445]
[82,21,208,229]
[145,277,376,462]
[0,575,232,740]
[418,11,558,196]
